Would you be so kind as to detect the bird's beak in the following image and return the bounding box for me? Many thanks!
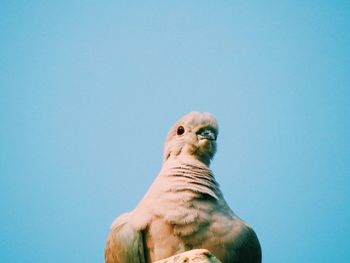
[197,129,216,141]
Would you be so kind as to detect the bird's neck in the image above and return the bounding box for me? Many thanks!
[160,158,222,200]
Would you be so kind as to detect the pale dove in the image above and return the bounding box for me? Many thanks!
[105,112,261,263]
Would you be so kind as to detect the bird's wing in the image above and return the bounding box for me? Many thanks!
[105,213,146,263]
[234,224,262,263]
[226,221,262,263]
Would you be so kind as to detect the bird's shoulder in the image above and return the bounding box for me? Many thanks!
[106,211,150,263]
[222,219,262,263]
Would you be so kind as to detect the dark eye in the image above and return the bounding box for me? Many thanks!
[177,126,185,135]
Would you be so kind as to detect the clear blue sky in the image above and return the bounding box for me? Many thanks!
[1,1,349,262]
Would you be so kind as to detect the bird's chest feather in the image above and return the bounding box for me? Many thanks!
[139,162,238,262]
[146,196,236,262]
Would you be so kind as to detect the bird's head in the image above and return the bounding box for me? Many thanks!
[163,112,219,166]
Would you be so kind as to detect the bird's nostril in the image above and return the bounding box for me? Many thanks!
[199,129,216,141]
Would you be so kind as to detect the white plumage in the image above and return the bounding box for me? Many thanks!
[105,112,261,263]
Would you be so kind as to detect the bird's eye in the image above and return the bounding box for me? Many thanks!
[177,126,185,135]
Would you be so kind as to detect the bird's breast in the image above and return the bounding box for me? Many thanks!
[145,200,238,263]
[139,160,238,262]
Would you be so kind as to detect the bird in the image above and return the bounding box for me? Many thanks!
[105,112,261,263]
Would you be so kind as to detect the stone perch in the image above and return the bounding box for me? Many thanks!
[154,249,222,263]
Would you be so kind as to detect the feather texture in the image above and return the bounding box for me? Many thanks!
[105,112,261,263]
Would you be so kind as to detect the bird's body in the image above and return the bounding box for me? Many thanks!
[105,112,261,263]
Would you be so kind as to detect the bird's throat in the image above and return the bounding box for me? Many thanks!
[161,159,221,200]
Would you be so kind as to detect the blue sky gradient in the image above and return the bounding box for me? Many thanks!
[1,1,349,262]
